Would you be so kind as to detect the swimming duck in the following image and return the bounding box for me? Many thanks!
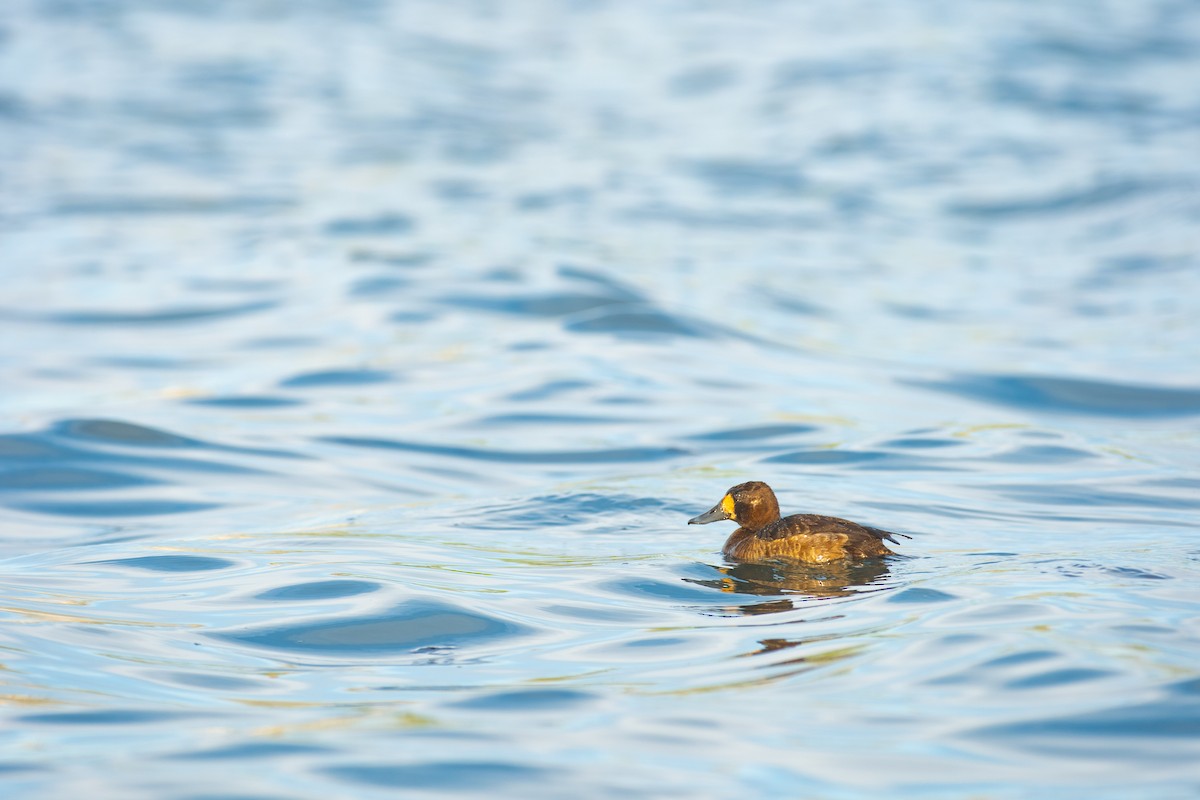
[688,481,906,563]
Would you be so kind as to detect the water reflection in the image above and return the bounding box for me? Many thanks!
[687,558,895,614]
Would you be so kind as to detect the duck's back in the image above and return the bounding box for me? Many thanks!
[724,513,900,562]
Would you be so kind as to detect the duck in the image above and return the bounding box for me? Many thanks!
[688,481,907,563]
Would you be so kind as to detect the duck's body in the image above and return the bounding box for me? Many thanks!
[689,481,904,564]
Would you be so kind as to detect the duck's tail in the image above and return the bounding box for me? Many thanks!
[865,525,912,545]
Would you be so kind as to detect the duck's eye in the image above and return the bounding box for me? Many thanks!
[721,494,737,520]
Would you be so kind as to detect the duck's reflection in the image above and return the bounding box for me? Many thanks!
[687,558,893,615]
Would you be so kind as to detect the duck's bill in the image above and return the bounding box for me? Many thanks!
[688,504,730,525]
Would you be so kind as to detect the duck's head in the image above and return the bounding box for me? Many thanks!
[688,481,781,530]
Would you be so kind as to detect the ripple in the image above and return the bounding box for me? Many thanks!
[0,466,157,492]
[26,300,278,326]
[212,598,531,656]
[185,396,304,409]
[254,580,381,601]
[53,419,200,448]
[18,709,200,726]
[14,499,222,518]
[170,742,334,761]
[684,159,807,196]
[946,178,1169,218]
[447,291,633,317]
[278,369,395,389]
[968,695,1200,756]
[763,448,957,471]
[668,64,740,96]
[50,195,292,216]
[324,213,415,237]
[471,492,678,529]
[321,436,686,464]
[92,555,236,572]
[1003,667,1114,690]
[449,688,593,712]
[907,373,1200,417]
[887,587,957,604]
[987,483,1200,509]
[687,423,818,441]
[322,761,555,792]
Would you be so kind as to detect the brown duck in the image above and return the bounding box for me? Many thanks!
[688,481,906,563]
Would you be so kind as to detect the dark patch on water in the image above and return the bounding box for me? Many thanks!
[668,63,740,96]
[51,195,293,216]
[907,373,1200,417]
[170,742,334,760]
[0,762,47,775]
[323,761,554,791]
[19,300,279,326]
[772,54,892,88]
[255,580,381,601]
[768,294,828,317]
[186,396,304,409]
[763,449,886,465]
[470,492,677,529]
[349,250,433,267]
[349,274,409,297]
[763,448,958,471]
[324,213,414,237]
[92,555,236,572]
[504,379,592,401]
[946,178,1169,218]
[54,419,199,448]
[982,650,1058,669]
[989,483,1200,509]
[213,598,530,655]
[599,576,722,603]
[450,688,593,711]
[881,437,964,449]
[448,291,632,317]
[687,423,818,441]
[989,444,1095,463]
[157,672,263,691]
[19,709,199,725]
[564,305,710,338]
[15,499,222,517]
[1004,667,1114,689]
[514,186,592,211]
[464,412,636,427]
[684,159,807,196]
[278,369,395,388]
[0,466,158,492]
[969,696,1200,749]
[887,587,957,604]
[620,203,818,230]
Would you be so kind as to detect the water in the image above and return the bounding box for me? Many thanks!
[2,1,1200,797]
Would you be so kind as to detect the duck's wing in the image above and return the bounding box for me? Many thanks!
[758,514,910,545]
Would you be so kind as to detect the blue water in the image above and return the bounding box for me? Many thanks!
[2,1,1200,797]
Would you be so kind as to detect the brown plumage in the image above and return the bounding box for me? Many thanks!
[688,481,906,563]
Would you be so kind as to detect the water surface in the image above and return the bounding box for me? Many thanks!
[2,1,1199,797]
